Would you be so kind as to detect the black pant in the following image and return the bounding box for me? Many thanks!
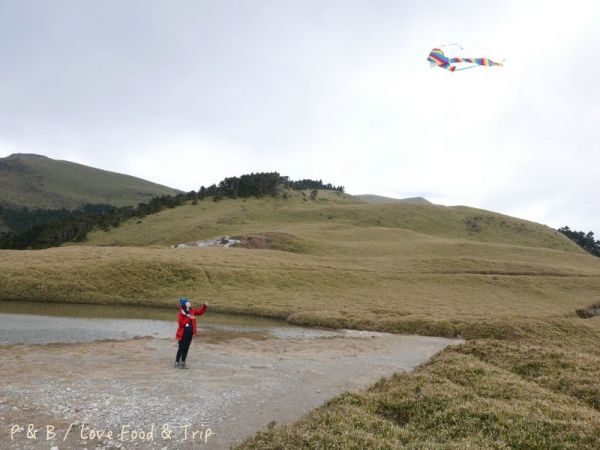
[176,333,193,362]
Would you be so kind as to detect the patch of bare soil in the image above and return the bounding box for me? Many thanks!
[171,232,304,253]
[231,232,303,252]
[576,302,600,318]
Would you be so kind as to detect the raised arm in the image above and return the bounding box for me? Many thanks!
[190,303,208,316]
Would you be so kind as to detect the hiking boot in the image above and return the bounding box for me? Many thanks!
[174,361,180,368]
[180,362,189,369]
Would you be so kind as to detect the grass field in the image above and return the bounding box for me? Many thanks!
[2,192,600,447]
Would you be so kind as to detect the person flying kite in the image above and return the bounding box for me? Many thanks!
[427,44,503,72]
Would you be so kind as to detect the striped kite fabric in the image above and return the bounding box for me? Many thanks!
[427,48,449,65]
[427,47,502,72]
[448,57,502,67]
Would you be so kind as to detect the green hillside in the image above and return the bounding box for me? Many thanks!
[0,153,181,209]
[83,191,578,252]
[356,194,432,205]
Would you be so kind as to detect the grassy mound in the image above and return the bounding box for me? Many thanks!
[81,194,579,252]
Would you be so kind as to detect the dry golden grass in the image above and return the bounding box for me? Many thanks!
[1,241,599,339]
[45,195,598,335]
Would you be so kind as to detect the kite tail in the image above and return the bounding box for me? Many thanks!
[449,57,503,66]
[438,63,456,72]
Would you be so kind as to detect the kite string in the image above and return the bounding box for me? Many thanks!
[454,64,480,71]
[440,43,463,50]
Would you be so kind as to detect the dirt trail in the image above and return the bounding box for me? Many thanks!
[1,332,460,449]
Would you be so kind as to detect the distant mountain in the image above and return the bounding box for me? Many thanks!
[356,194,432,205]
[0,153,181,210]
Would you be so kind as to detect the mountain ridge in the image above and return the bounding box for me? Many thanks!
[356,194,432,204]
[0,153,181,210]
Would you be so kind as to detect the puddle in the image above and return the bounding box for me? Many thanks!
[0,301,340,345]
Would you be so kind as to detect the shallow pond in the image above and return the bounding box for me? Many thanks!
[0,300,340,344]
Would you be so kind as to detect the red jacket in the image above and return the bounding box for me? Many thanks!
[175,304,207,341]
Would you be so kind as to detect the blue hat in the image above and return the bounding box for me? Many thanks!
[179,297,189,307]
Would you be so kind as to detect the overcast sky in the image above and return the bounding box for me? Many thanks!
[1,1,598,233]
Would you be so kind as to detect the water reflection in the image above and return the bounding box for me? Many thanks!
[0,301,340,344]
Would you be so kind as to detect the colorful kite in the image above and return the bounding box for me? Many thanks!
[427,44,503,72]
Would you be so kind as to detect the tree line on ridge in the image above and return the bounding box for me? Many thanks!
[0,173,343,249]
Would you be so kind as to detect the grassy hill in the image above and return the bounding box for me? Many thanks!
[82,190,577,252]
[2,189,600,448]
[356,194,432,205]
[0,153,180,210]
[1,190,596,335]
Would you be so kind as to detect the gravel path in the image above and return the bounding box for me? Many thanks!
[1,330,460,449]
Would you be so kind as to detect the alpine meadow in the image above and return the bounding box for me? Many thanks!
[2,186,600,447]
